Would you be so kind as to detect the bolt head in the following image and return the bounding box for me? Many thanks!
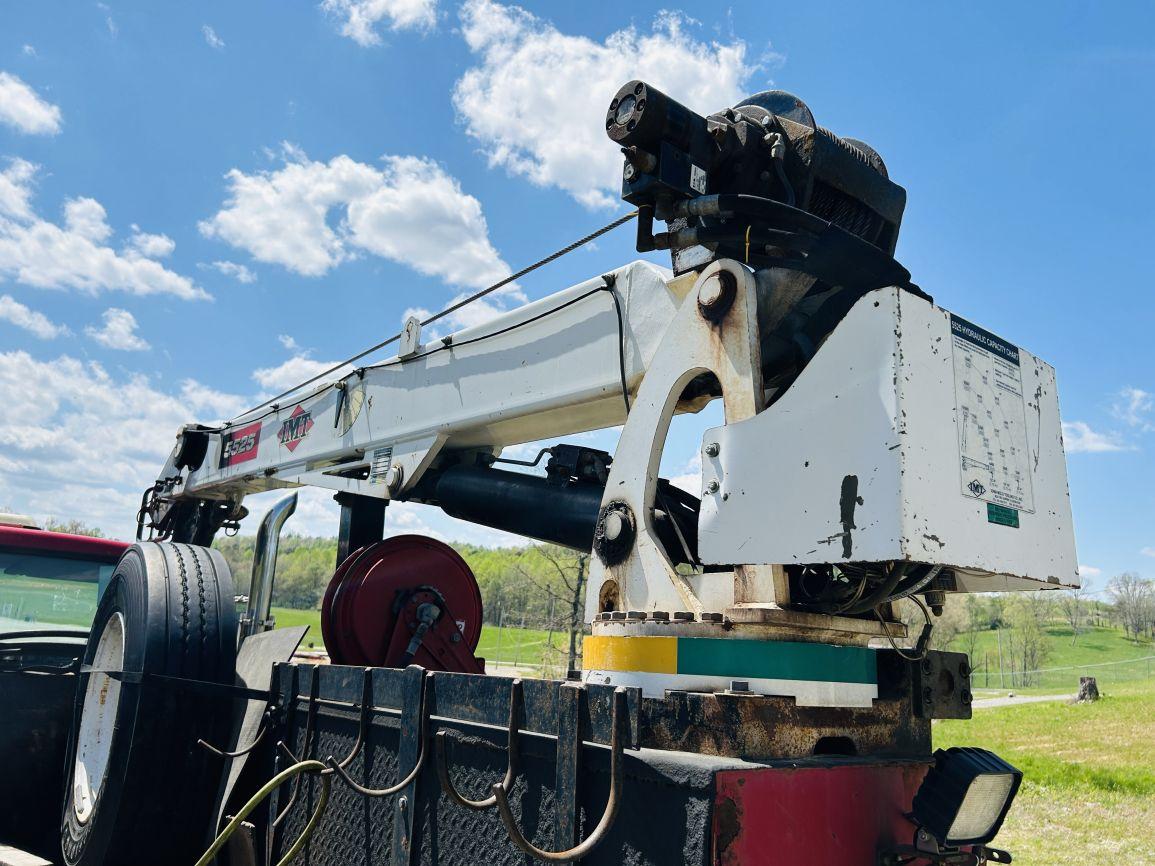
[705,442,720,457]
[623,162,636,181]
[705,479,720,495]
[696,270,737,322]
[698,275,727,308]
[603,511,624,541]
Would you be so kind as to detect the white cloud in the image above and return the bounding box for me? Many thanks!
[0,294,69,339]
[1078,564,1102,578]
[321,0,437,44]
[0,71,62,135]
[201,260,257,284]
[85,307,150,351]
[0,158,36,218]
[0,347,548,544]
[1061,421,1126,453]
[1112,386,1153,431]
[252,354,344,394]
[0,350,244,538]
[454,1,756,208]
[667,451,702,495]
[202,24,226,50]
[63,197,112,243]
[126,226,176,259]
[22,45,37,58]
[1141,547,1155,559]
[278,334,300,351]
[0,159,208,300]
[177,380,249,420]
[200,146,512,293]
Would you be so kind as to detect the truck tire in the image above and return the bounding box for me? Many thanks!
[60,542,238,866]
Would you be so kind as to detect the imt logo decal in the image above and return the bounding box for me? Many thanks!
[968,478,987,498]
[278,405,313,452]
[219,421,261,468]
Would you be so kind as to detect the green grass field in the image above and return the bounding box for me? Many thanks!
[272,605,563,668]
[937,679,1155,864]
[956,623,1154,691]
[0,573,98,628]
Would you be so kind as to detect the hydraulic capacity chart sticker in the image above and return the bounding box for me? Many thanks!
[950,314,1035,514]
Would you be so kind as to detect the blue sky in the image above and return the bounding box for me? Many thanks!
[0,1,1152,586]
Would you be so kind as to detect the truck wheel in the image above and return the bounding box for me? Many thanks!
[60,542,238,866]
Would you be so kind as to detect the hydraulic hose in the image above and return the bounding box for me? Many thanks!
[194,759,330,866]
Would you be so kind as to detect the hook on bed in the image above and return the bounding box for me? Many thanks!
[435,678,522,810]
[325,670,430,798]
[492,686,627,862]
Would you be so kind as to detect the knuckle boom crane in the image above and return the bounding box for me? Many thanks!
[124,81,1075,864]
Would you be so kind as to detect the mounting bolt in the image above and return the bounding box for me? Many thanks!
[623,162,636,181]
[594,501,636,567]
[704,442,720,457]
[673,611,695,622]
[384,465,404,495]
[697,270,737,322]
[705,479,720,495]
[701,612,724,623]
[603,511,625,541]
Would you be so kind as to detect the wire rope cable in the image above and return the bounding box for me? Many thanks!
[234,211,639,425]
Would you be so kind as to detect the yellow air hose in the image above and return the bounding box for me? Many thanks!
[194,759,330,866]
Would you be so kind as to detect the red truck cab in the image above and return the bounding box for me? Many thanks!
[0,514,129,860]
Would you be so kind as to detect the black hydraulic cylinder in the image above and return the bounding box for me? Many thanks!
[428,464,699,564]
[433,465,603,551]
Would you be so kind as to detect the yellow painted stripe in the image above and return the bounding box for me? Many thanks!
[583,636,677,674]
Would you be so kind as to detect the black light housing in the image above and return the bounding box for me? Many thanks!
[911,747,1023,847]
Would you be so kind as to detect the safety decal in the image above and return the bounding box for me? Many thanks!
[950,314,1035,513]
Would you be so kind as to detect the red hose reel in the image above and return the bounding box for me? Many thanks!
[321,535,485,673]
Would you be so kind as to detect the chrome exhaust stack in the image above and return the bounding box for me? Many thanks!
[239,492,297,642]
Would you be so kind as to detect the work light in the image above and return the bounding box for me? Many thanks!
[911,747,1023,847]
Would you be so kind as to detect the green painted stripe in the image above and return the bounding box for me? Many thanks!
[675,638,877,684]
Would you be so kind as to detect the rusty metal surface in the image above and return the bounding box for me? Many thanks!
[638,648,934,760]
[640,688,928,761]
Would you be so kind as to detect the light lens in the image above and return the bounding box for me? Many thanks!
[911,747,1022,846]
[615,94,636,124]
[946,773,1016,842]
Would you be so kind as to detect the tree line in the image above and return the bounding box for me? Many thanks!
[211,535,587,626]
[19,514,1155,683]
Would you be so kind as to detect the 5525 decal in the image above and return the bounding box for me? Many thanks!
[219,421,261,468]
